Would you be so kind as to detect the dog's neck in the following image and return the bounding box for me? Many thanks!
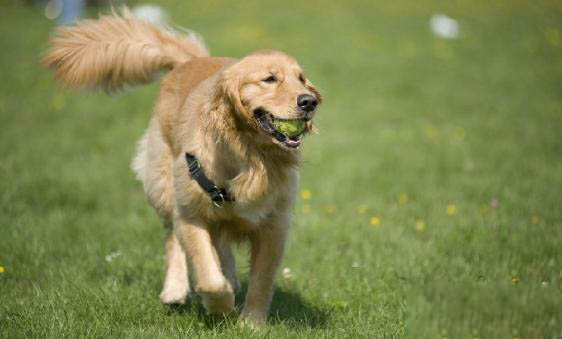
[201,100,299,204]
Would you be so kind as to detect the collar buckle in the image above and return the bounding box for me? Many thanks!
[210,188,226,208]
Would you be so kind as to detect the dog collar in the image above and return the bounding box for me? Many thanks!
[185,153,234,207]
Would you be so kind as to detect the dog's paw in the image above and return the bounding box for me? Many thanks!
[238,310,267,329]
[195,275,235,314]
[199,290,235,314]
[159,285,189,305]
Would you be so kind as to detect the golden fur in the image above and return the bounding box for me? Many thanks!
[43,8,321,325]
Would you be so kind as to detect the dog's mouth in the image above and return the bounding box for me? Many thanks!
[254,108,308,149]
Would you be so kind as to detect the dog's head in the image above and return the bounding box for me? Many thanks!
[218,50,322,149]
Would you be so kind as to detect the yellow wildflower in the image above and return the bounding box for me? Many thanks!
[399,193,408,205]
[415,220,426,231]
[446,204,457,216]
[0,266,4,273]
[370,216,381,230]
[301,190,312,200]
[532,215,540,224]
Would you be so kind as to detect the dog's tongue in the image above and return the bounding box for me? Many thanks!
[285,138,301,148]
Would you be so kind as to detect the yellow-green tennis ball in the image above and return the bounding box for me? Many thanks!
[273,120,306,137]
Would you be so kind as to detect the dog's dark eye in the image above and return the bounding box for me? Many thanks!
[262,75,277,83]
[298,74,305,83]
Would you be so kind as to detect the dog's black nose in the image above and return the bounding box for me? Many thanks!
[297,94,318,112]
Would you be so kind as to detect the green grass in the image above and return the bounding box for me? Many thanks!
[1,0,561,337]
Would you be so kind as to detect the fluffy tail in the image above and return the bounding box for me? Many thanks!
[42,7,209,92]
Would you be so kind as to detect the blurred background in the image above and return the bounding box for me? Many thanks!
[1,0,561,337]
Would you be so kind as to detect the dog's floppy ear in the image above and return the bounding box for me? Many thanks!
[218,67,248,119]
[208,65,256,134]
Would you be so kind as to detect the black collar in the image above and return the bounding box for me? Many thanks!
[185,153,234,207]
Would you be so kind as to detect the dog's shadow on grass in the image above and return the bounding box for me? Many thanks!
[166,281,329,329]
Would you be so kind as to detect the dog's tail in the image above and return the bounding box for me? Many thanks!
[42,7,209,92]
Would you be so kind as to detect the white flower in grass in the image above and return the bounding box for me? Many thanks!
[132,5,169,26]
[105,250,122,262]
[430,14,460,39]
[282,267,293,280]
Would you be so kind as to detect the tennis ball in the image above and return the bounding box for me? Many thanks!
[273,119,306,137]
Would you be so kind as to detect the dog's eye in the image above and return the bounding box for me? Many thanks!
[298,74,305,83]
[262,75,277,83]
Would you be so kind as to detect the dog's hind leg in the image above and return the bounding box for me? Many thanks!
[159,223,190,304]
[214,234,240,294]
[175,216,235,314]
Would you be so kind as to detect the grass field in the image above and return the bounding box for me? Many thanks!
[1,1,561,338]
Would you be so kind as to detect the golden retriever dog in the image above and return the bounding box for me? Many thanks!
[43,8,321,325]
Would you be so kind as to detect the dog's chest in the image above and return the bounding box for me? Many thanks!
[231,193,277,227]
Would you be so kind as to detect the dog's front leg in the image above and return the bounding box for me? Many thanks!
[174,215,235,314]
[240,222,288,325]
